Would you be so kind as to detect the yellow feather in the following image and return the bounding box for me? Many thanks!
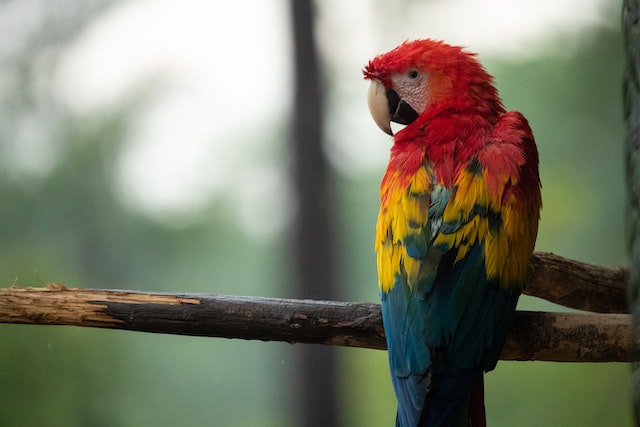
[376,165,432,293]
[376,156,539,293]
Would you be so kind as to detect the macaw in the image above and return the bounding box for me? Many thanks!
[363,40,541,427]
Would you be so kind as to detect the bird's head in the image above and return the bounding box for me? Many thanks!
[363,39,500,135]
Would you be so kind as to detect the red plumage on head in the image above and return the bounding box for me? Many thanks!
[364,39,502,114]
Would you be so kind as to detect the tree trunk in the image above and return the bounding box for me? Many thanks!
[623,0,640,424]
[289,1,339,426]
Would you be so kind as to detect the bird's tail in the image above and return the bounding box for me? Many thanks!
[412,372,486,427]
[438,374,485,427]
[467,376,486,427]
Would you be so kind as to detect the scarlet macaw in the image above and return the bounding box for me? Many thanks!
[364,40,541,427]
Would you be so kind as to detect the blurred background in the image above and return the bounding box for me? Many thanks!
[0,0,632,426]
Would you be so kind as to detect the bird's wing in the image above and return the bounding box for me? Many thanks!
[378,112,540,426]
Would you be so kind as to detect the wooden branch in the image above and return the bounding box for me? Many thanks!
[0,284,635,362]
[525,252,627,313]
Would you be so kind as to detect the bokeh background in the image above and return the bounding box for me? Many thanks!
[0,1,632,426]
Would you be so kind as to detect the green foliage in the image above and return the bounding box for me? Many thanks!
[0,109,291,426]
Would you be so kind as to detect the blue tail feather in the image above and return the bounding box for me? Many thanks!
[382,243,520,426]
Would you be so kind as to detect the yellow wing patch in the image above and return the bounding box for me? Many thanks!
[376,165,431,293]
[435,165,490,263]
[376,160,539,294]
[435,164,538,289]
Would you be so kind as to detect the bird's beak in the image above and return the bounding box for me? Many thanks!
[367,80,420,136]
[367,80,393,135]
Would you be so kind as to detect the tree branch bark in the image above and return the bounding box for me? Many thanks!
[525,252,627,313]
[0,276,634,362]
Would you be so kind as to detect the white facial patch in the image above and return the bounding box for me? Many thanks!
[390,70,430,115]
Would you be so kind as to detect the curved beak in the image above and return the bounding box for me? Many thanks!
[367,80,393,135]
[367,80,420,136]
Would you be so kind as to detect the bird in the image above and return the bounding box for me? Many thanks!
[363,39,542,427]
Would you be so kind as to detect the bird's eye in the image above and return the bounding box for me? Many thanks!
[408,70,419,79]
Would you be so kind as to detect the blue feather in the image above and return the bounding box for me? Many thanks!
[381,243,520,427]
